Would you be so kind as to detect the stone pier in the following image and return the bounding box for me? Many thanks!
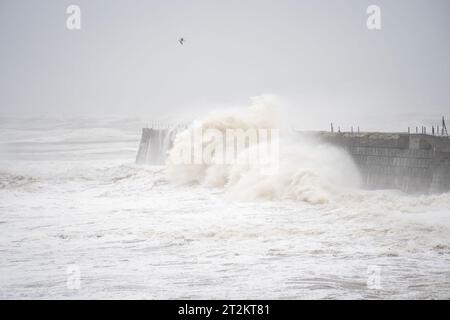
[315,132,450,193]
[135,126,450,193]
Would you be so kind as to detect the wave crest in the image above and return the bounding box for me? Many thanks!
[166,96,361,204]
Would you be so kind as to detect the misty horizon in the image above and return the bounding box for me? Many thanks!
[1,0,449,132]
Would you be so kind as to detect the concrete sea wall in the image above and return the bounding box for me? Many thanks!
[135,127,450,193]
[135,125,186,165]
[135,128,176,165]
[316,132,450,193]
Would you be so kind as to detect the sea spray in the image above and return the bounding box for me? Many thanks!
[166,96,362,204]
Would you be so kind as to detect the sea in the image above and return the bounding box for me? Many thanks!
[0,115,449,299]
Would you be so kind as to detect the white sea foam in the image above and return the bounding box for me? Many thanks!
[167,96,361,204]
[0,111,449,299]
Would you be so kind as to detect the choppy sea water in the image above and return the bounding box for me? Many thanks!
[0,116,449,299]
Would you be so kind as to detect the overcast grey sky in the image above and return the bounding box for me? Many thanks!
[0,0,449,130]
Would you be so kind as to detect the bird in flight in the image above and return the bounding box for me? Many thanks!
[179,37,185,45]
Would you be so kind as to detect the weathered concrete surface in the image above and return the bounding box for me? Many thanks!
[136,126,187,165]
[136,127,450,193]
[315,132,450,193]
[135,128,176,165]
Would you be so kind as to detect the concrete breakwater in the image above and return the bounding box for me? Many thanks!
[315,132,450,193]
[135,124,188,165]
[135,127,450,193]
[135,128,177,165]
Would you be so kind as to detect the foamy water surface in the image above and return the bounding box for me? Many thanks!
[1,117,449,299]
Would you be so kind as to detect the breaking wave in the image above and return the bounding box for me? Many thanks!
[166,96,362,204]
